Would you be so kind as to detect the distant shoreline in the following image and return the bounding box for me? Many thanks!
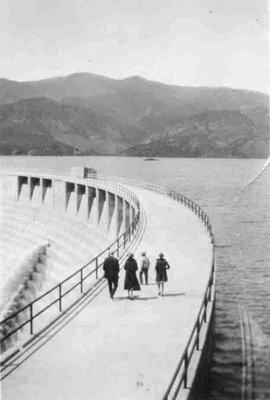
[0,154,268,160]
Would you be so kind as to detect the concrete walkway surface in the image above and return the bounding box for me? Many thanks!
[1,186,212,400]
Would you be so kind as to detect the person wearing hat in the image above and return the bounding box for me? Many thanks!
[103,251,120,299]
[139,251,150,285]
[124,253,141,299]
[155,253,170,296]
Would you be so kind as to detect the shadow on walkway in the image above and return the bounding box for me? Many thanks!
[115,293,186,301]
[114,295,157,301]
[133,296,157,301]
[141,283,156,286]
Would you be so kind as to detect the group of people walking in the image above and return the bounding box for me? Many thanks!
[103,251,170,300]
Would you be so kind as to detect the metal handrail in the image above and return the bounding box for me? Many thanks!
[0,179,141,349]
[162,190,215,399]
[97,175,216,399]
[95,174,213,233]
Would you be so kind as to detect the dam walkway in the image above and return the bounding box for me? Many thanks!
[1,184,213,400]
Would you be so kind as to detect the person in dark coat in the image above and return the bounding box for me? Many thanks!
[103,252,120,299]
[155,252,170,296]
[124,253,141,299]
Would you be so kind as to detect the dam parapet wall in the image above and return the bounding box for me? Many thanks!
[0,171,139,237]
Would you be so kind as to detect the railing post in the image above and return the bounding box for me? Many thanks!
[208,285,212,301]
[204,296,207,322]
[95,257,98,279]
[117,238,120,257]
[80,269,83,293]
[29,303,33,335]
[183,352,188,388]
[59,284,62,312]
[196,319,200,350]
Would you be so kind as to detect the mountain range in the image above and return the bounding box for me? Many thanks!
[0,72,269,157]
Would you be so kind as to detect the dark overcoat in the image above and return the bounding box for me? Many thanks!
[155,257,170,283]
[124,257,141,291]
[103,256,119,280]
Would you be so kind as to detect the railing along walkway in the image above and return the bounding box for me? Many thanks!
[0,178,141,363]
[93,175,216,399]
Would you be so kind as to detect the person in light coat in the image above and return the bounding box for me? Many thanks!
[139,251,150,285]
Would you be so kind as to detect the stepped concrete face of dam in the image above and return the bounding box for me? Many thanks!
[0,170,215,400]
[0,171,139,347]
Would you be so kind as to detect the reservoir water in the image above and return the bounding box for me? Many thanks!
[0,156,269,399]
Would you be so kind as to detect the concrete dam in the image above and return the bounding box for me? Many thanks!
[0,168,216,400]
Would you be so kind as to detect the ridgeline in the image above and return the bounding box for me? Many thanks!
[0,73,269,157]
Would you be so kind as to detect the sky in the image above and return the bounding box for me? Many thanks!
[0,0,269,92]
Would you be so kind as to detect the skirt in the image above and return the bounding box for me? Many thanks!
[156,269,168,283]
[124,270,141,291]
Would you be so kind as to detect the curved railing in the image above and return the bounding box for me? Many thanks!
[0,176,142,356]
[93,175,216,399]
[162,192,215,399]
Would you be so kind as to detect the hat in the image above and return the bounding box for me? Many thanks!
[159,252,164,257]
